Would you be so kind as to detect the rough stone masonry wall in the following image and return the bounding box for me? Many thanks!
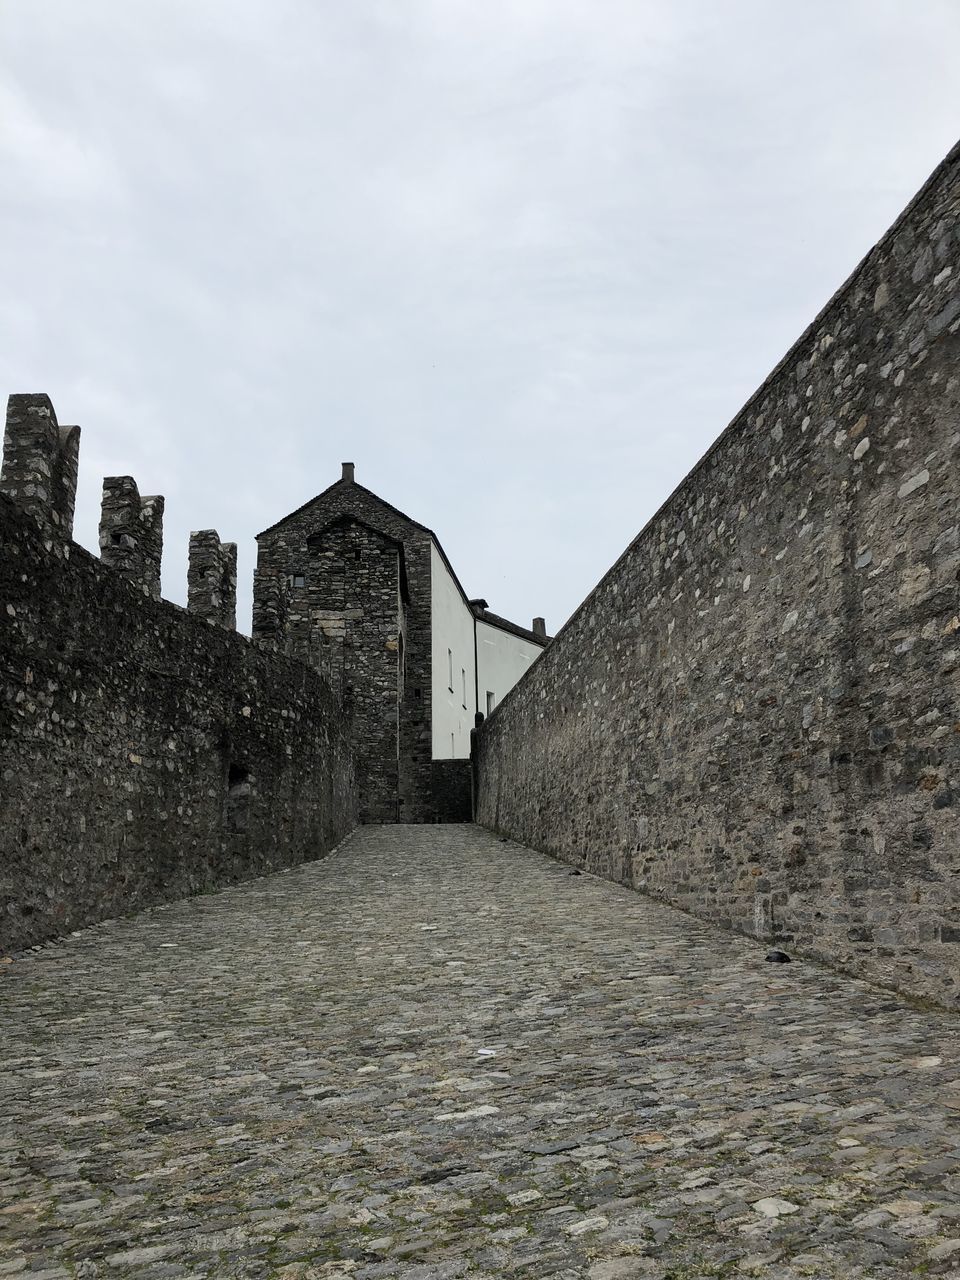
[0,493,358,953]
[291,517,404,823]
[0,393,80,539]
[99,475,165,600]
[430,759,472,823]
[255,479,435,822]
[188,528,238,630]
[475,142,960,1007]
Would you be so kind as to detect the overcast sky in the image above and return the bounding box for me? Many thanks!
[2,1,959,636]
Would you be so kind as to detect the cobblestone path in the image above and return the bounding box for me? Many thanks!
[3,826,960,1280]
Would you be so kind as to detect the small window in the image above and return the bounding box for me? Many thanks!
[486,690,495,715]
[447,648,453,691]
[287,573,305,589]
[414,687,422,699]
[354,548,362,562]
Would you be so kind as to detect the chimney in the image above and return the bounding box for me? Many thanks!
[532,616,546,639]
[341,462,355,483]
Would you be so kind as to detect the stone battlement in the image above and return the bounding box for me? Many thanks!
[1,393,238,624]
[0,402,357,954]
[188,529,238,629]
[0,392,80,540]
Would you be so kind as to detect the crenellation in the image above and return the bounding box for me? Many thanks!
[53,424,81,537]
[188,529,237,629]
[0,392,81,538]
[99,475,164,599]
[0,486,356,954]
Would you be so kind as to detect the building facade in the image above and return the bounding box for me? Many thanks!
[253,465,549,822]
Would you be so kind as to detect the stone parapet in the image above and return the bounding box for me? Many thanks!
[99,475,164,599]
[0,490,357,953]
[188,529,237,629]
[0,392,80,539]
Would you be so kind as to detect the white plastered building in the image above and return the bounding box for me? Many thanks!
[429,541,549,758]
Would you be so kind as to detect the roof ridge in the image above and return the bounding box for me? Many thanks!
[257,478,546,635]
[256,478,435,540]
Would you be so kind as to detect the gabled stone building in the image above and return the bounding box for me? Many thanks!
[253,466,548,823]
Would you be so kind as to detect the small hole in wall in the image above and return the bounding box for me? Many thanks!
[226,762,251,832]
[414,687,421,699]
[228,762,248,789]
[110,531,122,545]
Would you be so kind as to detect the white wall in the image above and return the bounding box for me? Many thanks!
[477,618,542,719]
[430,541,547,758]
[430,543,476,759]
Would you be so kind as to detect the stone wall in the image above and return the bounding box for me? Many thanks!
[188,529,238,629]
[294,515,404,823]
[0,492,358,953]
[255,474,435,822]
[99,475,164,600]
[0,393,80,539]
[475,142,960,1007]
[430,759,473,823]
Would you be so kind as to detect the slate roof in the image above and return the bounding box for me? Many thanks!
[257,477,548,646]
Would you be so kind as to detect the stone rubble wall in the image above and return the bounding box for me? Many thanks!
[0,393,80,539]
[99,474,165,601]
[188,528,238,630]
[1,441,358,952]
[296,517,404,823]
[430,759,472,823]
[255,480,436,822]
[475,142,960,1007]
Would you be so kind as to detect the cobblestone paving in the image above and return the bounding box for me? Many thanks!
[3,825,960,1280]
